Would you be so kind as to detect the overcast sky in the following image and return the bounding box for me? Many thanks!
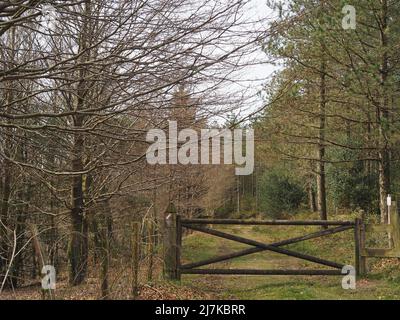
[215,0,280,124]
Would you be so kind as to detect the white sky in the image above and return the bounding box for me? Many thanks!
[213,0,281,124]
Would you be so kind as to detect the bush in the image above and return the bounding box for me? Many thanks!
[214,202,235,218]
[259,170,305,218]
[327,155,379,214]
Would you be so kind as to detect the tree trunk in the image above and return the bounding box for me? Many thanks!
[68,0,91,285]
[378,0,391,223]
[68,125,88,285]
[317,57,327,223]
[308,180,317,212]
[9,143,29,288]
[0,158,11,288]
[99,208,110,300]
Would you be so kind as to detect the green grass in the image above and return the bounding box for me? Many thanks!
[178,215,400,300]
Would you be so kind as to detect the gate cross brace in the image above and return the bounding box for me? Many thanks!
[182,224,349,270]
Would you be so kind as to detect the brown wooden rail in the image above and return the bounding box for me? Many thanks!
[181,219,355,226]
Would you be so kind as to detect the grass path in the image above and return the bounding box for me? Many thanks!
[179,220,400,300]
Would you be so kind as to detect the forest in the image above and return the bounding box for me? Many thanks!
[0,0,400,300]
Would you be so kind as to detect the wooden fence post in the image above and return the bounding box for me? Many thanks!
[390,201,400,253]
[359,211,367,275]
[354,218,363,277]
[146,218,154,283]
[131,222,140,298]
[388,197,393,247]
[176,214,182,281]
[163,203,178,280]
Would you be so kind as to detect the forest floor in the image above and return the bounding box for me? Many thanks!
[179,212,400,300]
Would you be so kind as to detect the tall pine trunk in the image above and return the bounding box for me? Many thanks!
[378,0,391,223]
[317,57,327,222]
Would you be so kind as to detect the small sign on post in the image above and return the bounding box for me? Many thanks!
[387,194,392,207]
[387,195,392,226]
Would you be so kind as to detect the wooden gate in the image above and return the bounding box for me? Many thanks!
[163,201,400,281]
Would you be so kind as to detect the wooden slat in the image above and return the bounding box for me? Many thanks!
[181,269,343,276]
[361,248,400,258]
[365,225,392,233]
[181,218,354,226]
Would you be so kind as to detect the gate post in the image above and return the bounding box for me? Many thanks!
[359,211,367,275]
[390,201,400,254]
[354,217,366,276]
[131,222,140,298]
[163,203,179,280]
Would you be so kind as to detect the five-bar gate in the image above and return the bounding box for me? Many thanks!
[163,201,400,281]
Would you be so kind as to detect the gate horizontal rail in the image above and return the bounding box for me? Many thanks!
[181,219,355,226]
[181,269,343,276]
